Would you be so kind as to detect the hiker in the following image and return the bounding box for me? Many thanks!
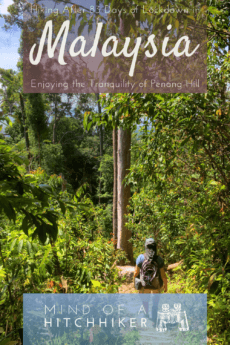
[134,238,167,293]
[134,238,168,321]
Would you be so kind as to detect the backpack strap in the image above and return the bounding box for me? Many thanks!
[143,252,157,264]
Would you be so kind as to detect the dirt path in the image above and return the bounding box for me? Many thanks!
[119,281,136,293]
[117,262,180,293]
[117,266,137,293]
[116,264,212,344]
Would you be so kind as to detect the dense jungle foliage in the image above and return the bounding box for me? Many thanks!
[0,0,230,344]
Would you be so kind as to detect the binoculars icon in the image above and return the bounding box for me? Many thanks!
[156,303,189,332]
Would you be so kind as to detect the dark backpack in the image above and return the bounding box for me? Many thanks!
[140,253,163,289]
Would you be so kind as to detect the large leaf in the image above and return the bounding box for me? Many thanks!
[17,240,23,254]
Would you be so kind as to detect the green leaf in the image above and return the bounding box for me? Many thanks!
[32,243,38,252]
[91,280,101,287]
[38,247,51,275]
[10,239,17,252]
[207,6,221,15]
[180,137,190,147]
[21,216,29,236]
[209,180,219,186]
[16,181,24,195]
[0,197,16,223]
[78,21,86,35]
[39,184,52,193]
[0,267,6,280]
[187,15,195,20]
[37,224,46,244]
[18,240,23,254]
[87,122,93,131]
[59,200,66,215]
[26,241,32,256]
[30,263,36,274]
[70,13,76,31]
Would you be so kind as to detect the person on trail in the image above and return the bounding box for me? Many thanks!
[134,238,168,293]
[134,238,168,322]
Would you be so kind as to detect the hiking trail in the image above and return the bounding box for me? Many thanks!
[117,264,183,345]
[117,261,182,293]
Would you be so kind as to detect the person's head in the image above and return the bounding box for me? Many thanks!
[145,238,157,260]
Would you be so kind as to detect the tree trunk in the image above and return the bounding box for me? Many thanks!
[19,93,31,168]
[113,126,118,249]
[113,9,133,265]
[38,133,41,166]
[53,95,57,144]
[117,128,133,264]
[96,93,103,204]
